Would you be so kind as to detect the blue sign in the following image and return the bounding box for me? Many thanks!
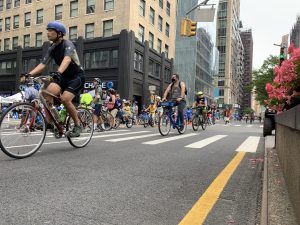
[213,87,219,98]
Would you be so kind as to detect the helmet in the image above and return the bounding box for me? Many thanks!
[156,96,161,101]
[150,100,154,104]
[93,78,102,84]
[197,91,203,95]
[46,21,66,35]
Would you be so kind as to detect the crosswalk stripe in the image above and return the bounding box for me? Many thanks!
[92,130,150,139]
[142,133,197,145]
[235,125,241,127]
[259,125,263,128]
[105,133,161,142]
[246,125,253,127]
[185,135,227,149]
[235,136,260,153]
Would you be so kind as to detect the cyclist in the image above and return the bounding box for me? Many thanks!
[80,89,93,109]
[146,100,157,123]
[192,91,208,120]
[162,73,186,130]
[92,78,106,131]
[25,21,85,137]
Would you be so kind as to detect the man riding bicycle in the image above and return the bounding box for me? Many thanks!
[192,91,208,120]
[92,78,106,131]
[25,21,85,137]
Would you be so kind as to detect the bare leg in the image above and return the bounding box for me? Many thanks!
[43,83,61,124]
[60,91,80,126]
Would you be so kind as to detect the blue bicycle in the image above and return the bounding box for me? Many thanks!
[157,101,187,136]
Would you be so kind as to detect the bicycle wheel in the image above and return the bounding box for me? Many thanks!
[0,102,46,159]
[101,112,114,131]
[126,117,133,128]
[178,119,187,134]
[201,115,207,130]
[114,117,121,129]
[158,114,171,136]
[67,108,94,148]
[192,114,200,131]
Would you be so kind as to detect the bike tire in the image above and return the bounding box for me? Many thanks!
[101,112,114,131]
[177,119,187,134]
[192,114,200,131]
[126,117,133,128]
[67,108,94,148]
[201,115,207,130]
[158,114,171,136]
[0,102,46,159]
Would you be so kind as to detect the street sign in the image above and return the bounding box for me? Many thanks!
[148,85,156,91]
[194,7,216,22]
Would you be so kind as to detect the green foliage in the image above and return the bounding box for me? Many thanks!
[243,107,254,115]
[250,55,279,105]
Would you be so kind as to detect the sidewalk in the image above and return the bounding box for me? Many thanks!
[261,135,298,225]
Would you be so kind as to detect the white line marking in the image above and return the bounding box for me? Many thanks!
[185,135,228,149]
[143,133,198,145]
[235,125,241,127]
[259,125,263,128]
[105,133,161,142]
[235,136,261,153]
[246,125,253,127]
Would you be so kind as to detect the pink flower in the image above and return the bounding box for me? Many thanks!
[265,83,274,93]
[288,42,295,54]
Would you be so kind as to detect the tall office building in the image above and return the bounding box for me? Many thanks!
[216,0,244,108]
[291,15,300,48]
[0,0,177,58]
[174,0,216,104]
[240,29,253,111]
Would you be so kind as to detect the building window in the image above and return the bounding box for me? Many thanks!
[219,89,224,96]
[69,26,78,41]
[104,0,114,11]
[103,20,113,37]
[159,0,163,9]
[0,19,2,31]
[35,32,42,47]
[166,1,170,16]
[149,7,155,25]
[6,0,12,10]
[218,80,225,86]
[0,0,3,11]
[149,32,154,49]
[155,63,161,78]
[134,52,144,72]
[111,49,118,67]
[84,50,113,68]
[165,22,170,37]
[25,0,32,3]
[5,17,11,31]
[70,0,78,17]
[13,15,19,29]
[138,24,144,42]
[85,23,94,39]
[164,67,171,82]
[86,0,95,14]
[55,4,63,20]
[139,0,145,17]
[158,16,162,31]
[24,12,31,26]
[36,9,43,24]
[165,44,169,58]
[4,38,10,51]
[157,39,162,53]
[23,34,30,48]
[14,0,20,7]
[0,40,2,51]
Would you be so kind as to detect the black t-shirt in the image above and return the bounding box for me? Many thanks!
[42,40,83,78]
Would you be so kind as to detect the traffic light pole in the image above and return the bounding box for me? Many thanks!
[185,0,215,16]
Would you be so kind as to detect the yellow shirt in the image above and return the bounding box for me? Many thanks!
[124,105,131,113]
[146,104,157,114]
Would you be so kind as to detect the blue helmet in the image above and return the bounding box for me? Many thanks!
[46,21,66,35]
[93,78,102,84]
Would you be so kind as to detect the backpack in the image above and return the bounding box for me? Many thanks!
[171,81,187,96]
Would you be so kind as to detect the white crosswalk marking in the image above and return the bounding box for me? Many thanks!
[185,135,228,149]
[235,136,260,152]
[235,125,241,127]
[246,125,253,127]
[105,133,161,142]
[259,125,263,128]
[93,130,150,139]
[142,133,198,145]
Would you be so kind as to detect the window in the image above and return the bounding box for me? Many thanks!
[25,0,32,3]
[6,0,12,10]
[70,1,78,17]
[149,7,155,25]
[138,24,144,42]
[219,89,224,96]
[0,0,3,11]
[159,0,163,9]
[5,17,11,31]
[165,44,169,58]
[155,63,161,78]
[148,59,154,76]
[4,38,10,51]
[149,32,154,49]
[157,38,162,53]
[158,16,162,31]
[103,20,113,37]
[13,15,19,29]
[35,32,42,47]
[86,0,95,14]
[164,67,171,82]
[24,12,31,26]
[0,40,2,51]
[36,9,43,24]
[14,0,20,7]
[218,80,225,86]
[84,50,112,68]
[165,22,170,37]
[134,52,143,71]
[0,19,2,31]
[85,23,94,39]
[166,1,170,16]
[69,26,78,41]
[23,34,30,48]
[111,49,118,67]
[55,4,63,20]
[139,0,145,16]
[104,0,114,10]
[12,36,18,49]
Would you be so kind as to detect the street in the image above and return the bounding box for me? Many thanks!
[0,121,264,225]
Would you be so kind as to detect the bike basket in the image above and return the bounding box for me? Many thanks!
[159,102,175,107]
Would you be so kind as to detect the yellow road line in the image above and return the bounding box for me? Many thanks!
[178,151,246,225]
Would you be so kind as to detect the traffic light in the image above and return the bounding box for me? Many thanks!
[279,47,285,66]
[180,18,187,36]
[187,19,197,37]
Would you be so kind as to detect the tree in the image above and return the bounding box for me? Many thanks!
[243,107,254,115]
[250,55,279,105]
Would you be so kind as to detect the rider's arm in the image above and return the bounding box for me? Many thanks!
[57,56,72,74]
[28,63,47,76]
[162,83,172,100]
[179,82,185,99]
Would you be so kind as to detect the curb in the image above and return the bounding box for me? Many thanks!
[260,136,269,225]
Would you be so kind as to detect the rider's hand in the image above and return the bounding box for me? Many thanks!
[50,71,62,81]
[162,98,166,102]
[176,97,182,102]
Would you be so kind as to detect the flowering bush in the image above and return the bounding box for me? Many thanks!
[264,43,300,112]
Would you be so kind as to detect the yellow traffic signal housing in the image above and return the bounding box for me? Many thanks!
[187,19,197,37]
[180,18,187,36]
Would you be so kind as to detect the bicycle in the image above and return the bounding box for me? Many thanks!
[191,107,208,131]
[114,109,133,129]
[0,75,94,159]
[157,101,187,136]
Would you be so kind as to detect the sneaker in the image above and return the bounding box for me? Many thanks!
[66,125,82,138]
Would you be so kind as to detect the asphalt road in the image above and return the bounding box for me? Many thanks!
[0,121,264,225]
